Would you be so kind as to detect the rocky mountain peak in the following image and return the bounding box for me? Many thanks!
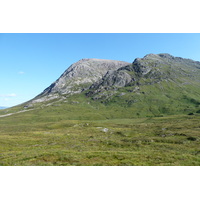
[32,58,130,103]
[29,53,200,105]
[134,53,175,63]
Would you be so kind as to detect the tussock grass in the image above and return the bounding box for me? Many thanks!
[0,112,199,165]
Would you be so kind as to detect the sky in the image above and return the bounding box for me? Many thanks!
[1,33,200,107]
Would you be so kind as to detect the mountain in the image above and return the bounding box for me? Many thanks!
[1,53,200,166]
[32,58,130,103]
[4,53,200,119]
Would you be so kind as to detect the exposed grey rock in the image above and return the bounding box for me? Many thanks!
[137,53,200,69]
[97,127,109,133]
[85,53,200,101]
[90,69,133,89]
[33,58,130,102]
[102,70,132,87]
[119,92,126,96]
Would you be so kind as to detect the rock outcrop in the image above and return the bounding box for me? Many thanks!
[32,58,130,103]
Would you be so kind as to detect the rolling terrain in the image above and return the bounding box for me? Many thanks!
[0,53,200,165]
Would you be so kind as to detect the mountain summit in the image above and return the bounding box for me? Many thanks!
[33,58,130,103]
[17,53,200,118]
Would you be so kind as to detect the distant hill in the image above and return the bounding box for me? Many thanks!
[3,53,200,119]
[0,107,7,109]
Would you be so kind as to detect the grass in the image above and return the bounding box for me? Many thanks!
[0,111,200,165]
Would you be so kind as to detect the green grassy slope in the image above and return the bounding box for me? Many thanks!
[0,87,200,166]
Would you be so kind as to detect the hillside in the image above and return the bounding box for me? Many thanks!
[0,53,200,166]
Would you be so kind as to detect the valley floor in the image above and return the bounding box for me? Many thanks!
[0,115,200,166]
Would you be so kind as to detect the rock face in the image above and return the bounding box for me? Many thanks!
[90,69,133,89]
[85,53,200,101]
[133,53,200,73]
[31,53,200,104]
[33,58,130,103]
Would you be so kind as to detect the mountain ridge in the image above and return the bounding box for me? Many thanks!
[2,53,200,118]
[33,53,200,103]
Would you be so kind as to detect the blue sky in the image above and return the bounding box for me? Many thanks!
[1,33,200,107]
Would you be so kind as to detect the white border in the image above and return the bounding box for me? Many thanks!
[0,0,200,33]
[0,166,199,200]
[0,1,199,200]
